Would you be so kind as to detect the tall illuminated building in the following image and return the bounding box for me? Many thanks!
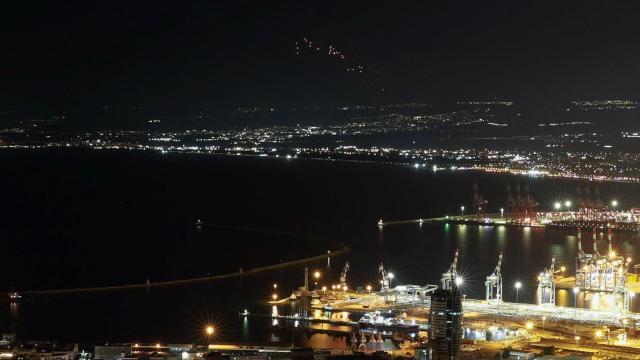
[428,280,463,359]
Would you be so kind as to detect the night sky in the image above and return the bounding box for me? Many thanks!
[2,1,640,112]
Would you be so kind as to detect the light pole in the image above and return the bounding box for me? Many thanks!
[388,273,394,289]
[565,201,572,219]
[500,208,504,218]
[205,325,215,345]
[554,202,561,211]
[595,330,603,343]
[612,200,619,220]
[314,271,321,289]
[515,281,522,303]
[460,206,465,218]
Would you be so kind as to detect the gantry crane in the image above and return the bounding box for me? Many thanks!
[337,261,350,288]
[485,252,503,303]
[537,256,556,306]
[441,249,459,290]
[473,184,488,220]
[379,263,390,292]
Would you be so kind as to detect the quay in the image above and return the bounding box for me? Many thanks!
[244,313,357,327]
[378,215,639,232]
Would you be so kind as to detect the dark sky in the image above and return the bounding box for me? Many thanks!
[2,1,640,112]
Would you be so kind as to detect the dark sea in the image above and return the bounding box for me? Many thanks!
[2,149,640,349]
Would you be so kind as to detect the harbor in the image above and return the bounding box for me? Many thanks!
[255,222,640,358]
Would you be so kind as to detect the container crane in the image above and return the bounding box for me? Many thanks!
[441,249,460,290]
[379,263,389,292]
[485,252,503,303]
[337,261,350,288]
[537,256,556,306]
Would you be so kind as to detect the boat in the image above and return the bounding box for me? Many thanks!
[9,292,21,301]
[358,311,420,330]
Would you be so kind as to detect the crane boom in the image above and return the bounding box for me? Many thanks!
[339,261,350,285]
[494,252,502,276]
[379,263,389,291]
